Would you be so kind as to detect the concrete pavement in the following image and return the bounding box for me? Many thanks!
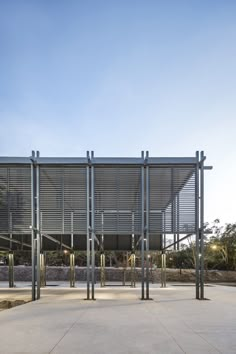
[0,283,235,354]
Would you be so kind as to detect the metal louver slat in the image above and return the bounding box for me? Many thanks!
[94,167,142,234]
[9,166,31,233]
[0,167,8,231]
[64,166,87,234]
[40,166,87,234]
[149,166,195,234]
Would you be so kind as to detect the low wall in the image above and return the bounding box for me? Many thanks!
[0,266,236,283]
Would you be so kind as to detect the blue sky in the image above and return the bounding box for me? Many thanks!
[0,0,236,224]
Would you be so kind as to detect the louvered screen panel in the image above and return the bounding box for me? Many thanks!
[149,167,171,233]
[40,166,87,234]
[40,167,63,233]
[94,167,142,234]
[0,167,8,231]
[64,166,87,234]
[9,166,31,232]
[178,172,195,233]
[149,166,195,234]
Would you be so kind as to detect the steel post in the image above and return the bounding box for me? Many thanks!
[146,164,150,300]
[86,165,90,300]
[195,151,200,299]
[9,212,12,250]
[36,164,41,300]
[162,211,166,249]
[200,151,205,299]
[100,212,105,287]
[71,212,74,250]
[177,194,180,250]
[91,165,95,300]
[141,166,145,300]
[31,158,36,301]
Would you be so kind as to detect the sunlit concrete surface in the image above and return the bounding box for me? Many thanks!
[0,283,236,354]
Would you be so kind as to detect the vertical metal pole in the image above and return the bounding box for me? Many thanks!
[91,165,95,300]
[131,212,135,288]
[44,252,46,286]
[86,165,90,300]
[177,194,180,251]
[71,212,74,250]
[8,252,14,288]
[100,212,105,287]
[36,164,41,300]
[70,252,75,287]
[200,151,205,299]
[162,211,166,249]
[171,167,174,236]
[195,151,200,299]
[9,212,12,250]
[70,211,75,288]
[172,168,177,251]
[31,159,36,301]
[62,169,65,235]
[146,163,150,300]
[141,165,145,300]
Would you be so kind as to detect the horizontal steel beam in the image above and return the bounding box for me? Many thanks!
[0,235,31,248]
[0,156,201,166]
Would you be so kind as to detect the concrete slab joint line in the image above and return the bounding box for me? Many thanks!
[49,319,79,354]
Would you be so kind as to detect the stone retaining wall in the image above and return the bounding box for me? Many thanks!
[0,266,236,283]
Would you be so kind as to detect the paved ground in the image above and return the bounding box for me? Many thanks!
[0,283,235,354]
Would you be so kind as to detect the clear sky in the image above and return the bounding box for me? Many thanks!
[0,0,236,225]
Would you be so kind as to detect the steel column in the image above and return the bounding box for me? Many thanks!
[162,211,166,249]
[200,151,205,299]
[141,165,145,300]
[31,157,36,301]
[86,165,90,300]
[130,213,136,287]
[145,164,150,300]
[9,212,12,250]
[195,151,200,299]
[177,194,180,250]
[36,164,41,300]
[91,165,95,300]
[100,212,105,287]
[71,212,74,250]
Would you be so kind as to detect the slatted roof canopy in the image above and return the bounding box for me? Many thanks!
[0,152,207,251]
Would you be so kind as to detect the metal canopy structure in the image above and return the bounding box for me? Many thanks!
[0,151,212,301]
